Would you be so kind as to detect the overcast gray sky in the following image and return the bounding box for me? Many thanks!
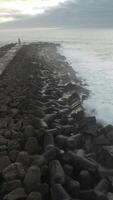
[0,0,113,29]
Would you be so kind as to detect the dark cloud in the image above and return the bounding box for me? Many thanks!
[0,0,113,29]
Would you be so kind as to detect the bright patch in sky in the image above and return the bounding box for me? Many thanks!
[0,0,69,23]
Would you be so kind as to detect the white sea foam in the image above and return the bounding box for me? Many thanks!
[58,29,113,125]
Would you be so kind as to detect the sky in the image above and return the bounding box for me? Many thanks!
[0,0,113,30]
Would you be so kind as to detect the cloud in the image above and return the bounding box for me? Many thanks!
[0,0,113,28]
[0,0,69,23]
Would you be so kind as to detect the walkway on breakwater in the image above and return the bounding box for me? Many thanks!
[0,44,22,75]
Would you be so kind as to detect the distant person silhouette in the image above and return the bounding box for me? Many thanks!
[18,38,21,45]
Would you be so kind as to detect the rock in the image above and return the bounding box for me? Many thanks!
[62,152,73,164]
[60,114,68,125]
[51,184,71,200]
[41,165,49,182]
[68,151,98,172]
[32,155,46,167]
[100,125,113,136]
[35,183,49,196]
[98,145,113,168]
[106,126,113,144]
[80,189,95,200]
[59,108,70,115]
[0,119,7,129]
[76,111,84,123]
[15,120,23,130]
[66,133,82,149]
[4,187,27,200]
[98,166,113,177]
[31,117,48,129]
[83,135,94,153]
[24,137,39,155]
[69,90,80,103]
[0,145,7,154]
[2,179,22,193]
[43,146,60,162]
[70,100,81,113]
[11,108,19,117]
[46,128,59,137]
[0,136,8,145]
[63,164,73,177]
[86,117,97,135]
[49,160,65,184]
[106,128,113,145]
[57,98,67,106]
[55,135,68,149]
[80,117,97,136]
[34,129,45,139]
[24,165,41,193]
[10,130,21,140]
[43,106,56,114]
[16,151,30,170]
[86,152,96,160]
[61,125,75,135]
[43,114,56,126]
[9,150,19,162]
[94,179,109,200]
[64,82,80,93]
[65,175,80,198]
[8,140,21,152]
[0,155,11,171]
[27,192,42,200]
[95,135,110,146]
[24,125,35,138]
[3,162,25,181]
[68,117,74,125]
[44,133,54,151]
[76,149,86,157]
[28,105,45,118]
[108,193,113,200]
[79,170,92,189]
[4,130,11,139]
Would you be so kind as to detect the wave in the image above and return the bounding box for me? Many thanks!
[59,40,113,125]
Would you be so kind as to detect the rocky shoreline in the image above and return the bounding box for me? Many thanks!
[0,42,113,200]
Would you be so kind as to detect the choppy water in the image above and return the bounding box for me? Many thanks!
[58,29,113,125]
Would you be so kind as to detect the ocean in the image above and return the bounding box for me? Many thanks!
[58,29,113,125]
[1,28,113,124]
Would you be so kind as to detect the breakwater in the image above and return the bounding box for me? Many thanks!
[0,42,112,200]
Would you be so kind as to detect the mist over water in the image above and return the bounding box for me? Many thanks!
[1,28,113,124]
